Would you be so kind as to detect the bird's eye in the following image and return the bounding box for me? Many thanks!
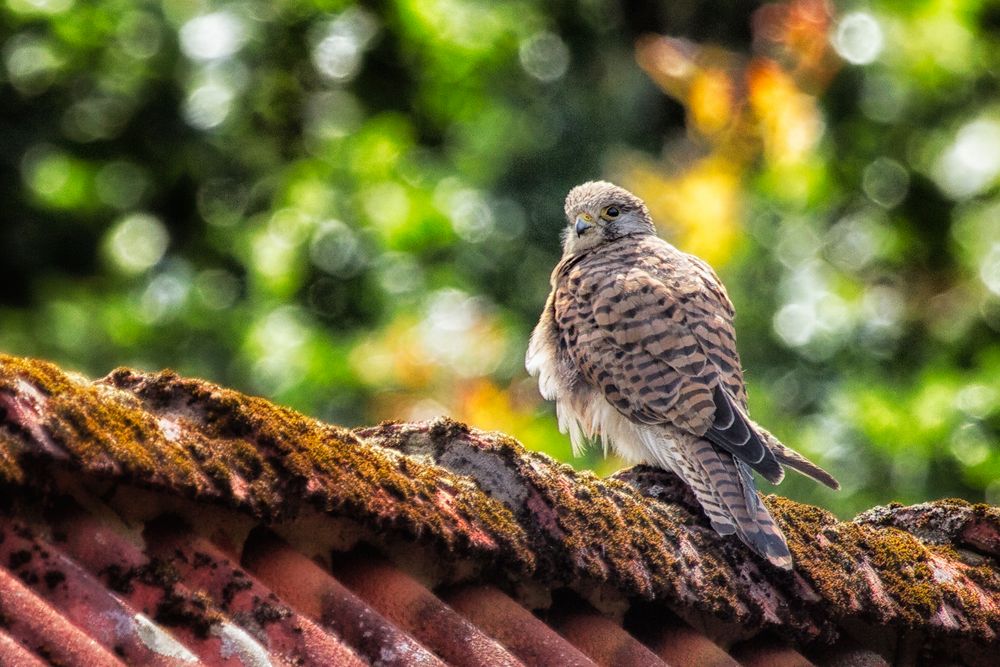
[604,206,620,219]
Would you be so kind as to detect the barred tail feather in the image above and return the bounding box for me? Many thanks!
[686,437,793,570]
[639,430,737,536]
[756,427,840,490]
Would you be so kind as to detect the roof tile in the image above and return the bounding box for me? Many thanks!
[729,638,816,667]
[0,566,124,666]
[549,607,667,666]
[50,505,276,666]
[0,354,997,666]
[0,627,48,667]
[242,529,445,666]
[443,584,597,666]
[627,611,741,667]
[330,552,523,666]
[145,520,366,666]
[0,516,194,666]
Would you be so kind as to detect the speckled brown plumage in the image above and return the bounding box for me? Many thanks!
[527,181,839,569]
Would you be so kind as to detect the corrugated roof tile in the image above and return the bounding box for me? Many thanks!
[730,637,817,667]
[0,627,48,667]
[0,565,125,666]
[443,584,598,666]
[145,520,367,666]
[0,516,194,666]
[242,529,445,666]
[643,623,740,667]
[549,607,667,666]
[330,552,524,666]
[0,354,997,666]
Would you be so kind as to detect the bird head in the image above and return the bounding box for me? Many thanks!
[561,181,655,255]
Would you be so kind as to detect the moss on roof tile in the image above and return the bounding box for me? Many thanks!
[2,354,999,652]
[0,355,532,572]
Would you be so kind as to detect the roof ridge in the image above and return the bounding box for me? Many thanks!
[1,353,998,655]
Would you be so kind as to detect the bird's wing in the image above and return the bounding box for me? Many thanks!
[677,255,748,408]
[558,263,782,482]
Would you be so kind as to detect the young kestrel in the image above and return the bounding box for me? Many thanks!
[526,181,839,569]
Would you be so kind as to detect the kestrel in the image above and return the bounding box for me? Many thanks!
[526,181,839,569]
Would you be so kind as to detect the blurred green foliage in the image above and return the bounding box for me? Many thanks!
[1,0,998,517]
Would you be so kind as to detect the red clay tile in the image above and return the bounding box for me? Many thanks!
[443,584,598,666]
[0,516,195,666]
[0,566,125,667]
[330,551,523,667]
[2,356,999,667]
[145,520,367,667]
[51,506,276,666]
[731,638,817,667]
[634,618,740,667]
[551,609,667,666]
[242,529,446,666]
[812,640,891,667]
[0,627,47,667]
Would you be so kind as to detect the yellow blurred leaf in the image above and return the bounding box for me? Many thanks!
[689,68,734,137]
[623,157,742,267]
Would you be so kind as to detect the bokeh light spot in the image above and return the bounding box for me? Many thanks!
[22,148,70,197]
[20,145,90,209]
[862,157,909,209]
[932,118,1000,199]
[980,244,1000,296]
[519,31,570,82]
[313,34,361,81]
[7,0,73,15]
[62,96,131,143]
[139,269,191,323]
[305,91,363,144]
[417,289,506,377]
[116,10,163,60]
[954,384,997,420]
[180,12,248,62]
[4,34,62,96]
[362,182,410,232]
[311,8,378,82]
[949,423,990,467]
[105,213,169,274]
[859,71,907,123]
[197,178,249,227]
[310,220,367,277]
[376,252,423,295]
[833,12,883,65]
[194,269,241,310]
[248,306,311,393]
[183,80,235,130]
[773,303,816,348]
[826,212,882,271]
[448,189,494,243]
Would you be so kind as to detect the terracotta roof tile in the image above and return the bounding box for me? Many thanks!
[145,521,366,666]
[330,553,523,666]
[242,529,445,666]
[442,585,597,666]
[0,516,194,666]
[0,627,49,667]
[729,638,816,667]
[548,607,666,666]
[0,566,124,666]
[0,354,997,666]
[630,615,740,667]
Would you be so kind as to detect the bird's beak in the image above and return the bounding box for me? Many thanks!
[575,214,593,236]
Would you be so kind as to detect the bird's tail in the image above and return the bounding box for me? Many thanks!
[754,425,840,490]
[673,434,793,569]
